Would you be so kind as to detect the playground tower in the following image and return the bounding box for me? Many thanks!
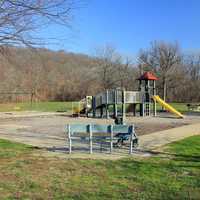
[138,72,158,117]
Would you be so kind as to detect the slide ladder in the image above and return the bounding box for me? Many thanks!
[153,95,184,118]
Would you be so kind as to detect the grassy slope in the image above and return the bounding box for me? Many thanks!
[0,136,200,199]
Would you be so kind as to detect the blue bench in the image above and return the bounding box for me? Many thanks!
[66,124,138,154]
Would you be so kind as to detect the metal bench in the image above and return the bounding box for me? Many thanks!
[66,124,138,154]
[187,104,200,111]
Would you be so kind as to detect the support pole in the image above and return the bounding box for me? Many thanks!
[153,80,157,117]
[122,90,126,124]
[140,103,144,117]
[114,90,118,118]
[109,125,113,153]
[100,106,103,118]
[129,126,134,154]
[67,125,72,154]
[133,104,136,116]
[92,97,96,118]
[106,90,109,119]
[88,124,93,154]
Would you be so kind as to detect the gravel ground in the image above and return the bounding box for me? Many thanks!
[0,111,199,153]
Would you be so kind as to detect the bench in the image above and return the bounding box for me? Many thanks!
[187,104,200,111]
[66,124,138,154]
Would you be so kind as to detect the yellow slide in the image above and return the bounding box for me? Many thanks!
[153,95,184,118]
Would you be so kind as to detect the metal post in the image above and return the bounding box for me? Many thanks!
[88,124,93,154]
[71,102,73,116]
[129,126,133,154]
[106,90,109,119]
[109,125,113,153]
[67,125,72,154]
[140,103,145,117]
[153,80,157,117]
[114,90,117,118]
[78,102,80,117]
[133,104,136,116]
[122,90,126,124]
[100,106,103,118]
[92,97,96,118]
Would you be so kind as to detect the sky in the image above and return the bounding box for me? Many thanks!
[41,0,200,57]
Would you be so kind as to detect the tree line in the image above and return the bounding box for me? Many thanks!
[0,1,199,103]
[0,41,200,103]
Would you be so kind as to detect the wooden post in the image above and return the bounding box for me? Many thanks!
[67,125,72,154]
[109,125,113,153]
[88,124,93,154]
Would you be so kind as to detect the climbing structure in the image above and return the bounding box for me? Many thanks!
[91,89,143,119]
[72,71,183,119]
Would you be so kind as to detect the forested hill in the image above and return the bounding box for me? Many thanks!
[0,45,199,103]
[0,47,137,102]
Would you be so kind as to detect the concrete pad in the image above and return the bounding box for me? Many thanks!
[139,123,200,150]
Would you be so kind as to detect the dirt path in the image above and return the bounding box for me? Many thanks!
[139,123,200,150]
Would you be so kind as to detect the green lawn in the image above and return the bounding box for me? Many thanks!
[156,102,188,113]
[0,101,191,113]
[0,101,78,112]
[0,136,200,199]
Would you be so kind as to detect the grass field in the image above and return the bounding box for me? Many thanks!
[156,102,188,113]
[0,136,200,199]
[0,101,189,113]
[0,101,78,112]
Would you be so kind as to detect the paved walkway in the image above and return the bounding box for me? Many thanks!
[139,122,200,150]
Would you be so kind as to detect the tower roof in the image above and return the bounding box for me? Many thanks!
[138,72,158,81]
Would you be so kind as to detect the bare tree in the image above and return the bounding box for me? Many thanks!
[183,54,200,102]
[116,57,137,90]
[94,45,122,90]
[0,0,80,47]
[138,41,181,101]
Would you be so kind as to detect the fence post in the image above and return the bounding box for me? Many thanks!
[110,125,113,153]
[67,125,72,154]
[88,124,93,154]
[129,126,133,154]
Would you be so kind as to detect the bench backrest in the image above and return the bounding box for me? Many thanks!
[66,124,134,134]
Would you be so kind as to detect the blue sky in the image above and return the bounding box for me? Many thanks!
[42,0,200,56]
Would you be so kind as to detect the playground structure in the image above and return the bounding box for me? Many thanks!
[72,72,184,119]
[66,123,138,154]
